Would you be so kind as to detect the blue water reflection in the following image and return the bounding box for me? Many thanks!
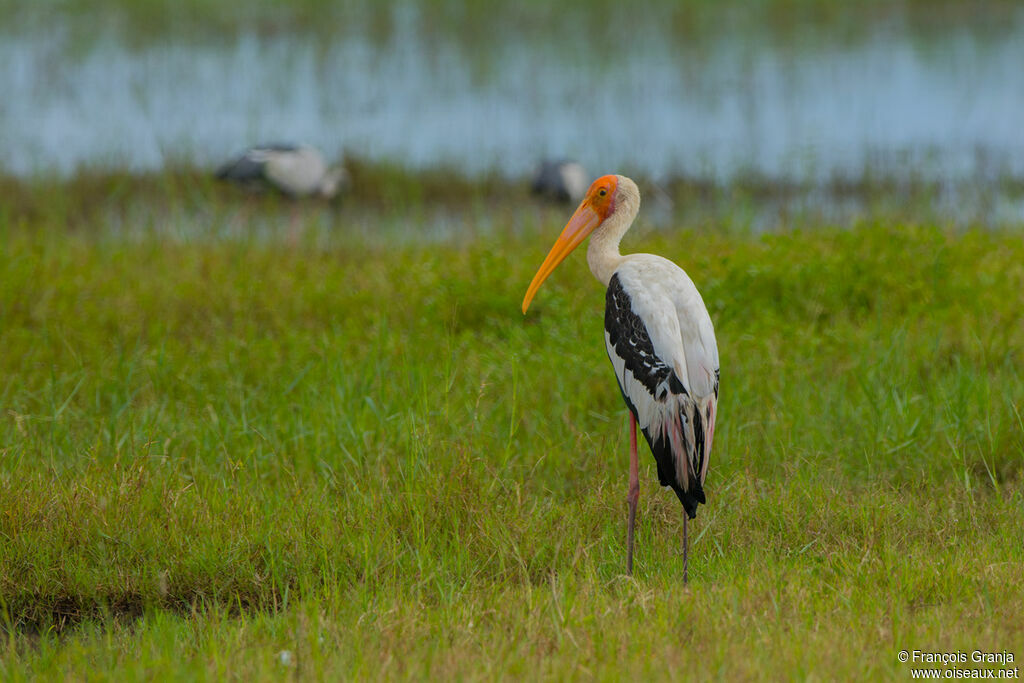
[3,9,1022,182]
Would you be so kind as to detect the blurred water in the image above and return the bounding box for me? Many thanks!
[2,8,1023,182]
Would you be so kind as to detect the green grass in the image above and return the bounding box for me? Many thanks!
[3,0,1018,51]
[1,177,1023,679]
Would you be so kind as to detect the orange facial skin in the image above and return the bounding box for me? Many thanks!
[587,174,618,222]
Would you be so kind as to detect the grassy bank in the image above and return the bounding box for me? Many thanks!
[1,186,1023,677]
[4,163,1021,244]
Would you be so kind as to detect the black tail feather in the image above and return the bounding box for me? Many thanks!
[621,391,707,520]
[669,480,704,520]
[650,429,705,520]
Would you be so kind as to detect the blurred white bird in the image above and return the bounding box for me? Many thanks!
[531,159,589,204]
[216,144,347,198]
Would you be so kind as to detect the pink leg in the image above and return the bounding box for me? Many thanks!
[627,412,639,575]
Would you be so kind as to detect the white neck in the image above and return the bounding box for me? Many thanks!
[586,175,640,286]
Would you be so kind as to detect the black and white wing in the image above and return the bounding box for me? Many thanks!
[215,144,330,197]
[531,159,589,203]
[215,143,299,183]
[604,265,719,519]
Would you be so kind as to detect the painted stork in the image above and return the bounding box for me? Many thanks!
[215,144,347,198]
[521,175,719,580]
[531,159,589,204]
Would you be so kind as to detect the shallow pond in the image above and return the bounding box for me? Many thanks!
[3,4,1023,186]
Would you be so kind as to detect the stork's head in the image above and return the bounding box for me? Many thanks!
[522,174,629,313]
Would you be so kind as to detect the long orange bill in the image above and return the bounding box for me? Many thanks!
[521,203,602,313]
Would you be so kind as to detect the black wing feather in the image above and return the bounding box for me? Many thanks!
[605,274,705,519]
[215,143,301,182]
